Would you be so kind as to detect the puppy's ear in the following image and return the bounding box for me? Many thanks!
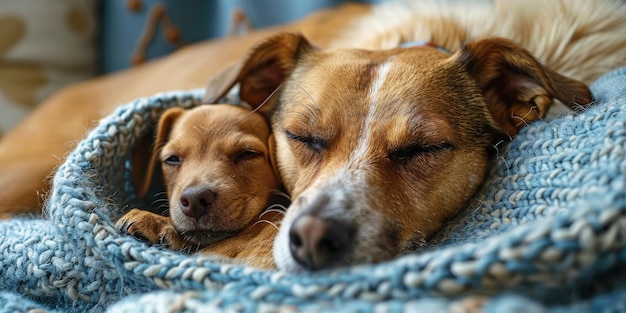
[456,38,592,137]
[131,107,185,198]
[203,32,315,116]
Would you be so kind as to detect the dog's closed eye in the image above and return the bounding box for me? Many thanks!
[387,142,453,163]
[285,130,328,153]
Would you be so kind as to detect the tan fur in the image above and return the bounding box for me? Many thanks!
[0,3,371,218]
[261,37,589,272]
[122,1,625,271]
[199,0,626,271]
[333,0,626,85]
[116,104,280,269]
[2,1,625,272]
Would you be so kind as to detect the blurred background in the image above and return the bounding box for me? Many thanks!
[0,0,382,136]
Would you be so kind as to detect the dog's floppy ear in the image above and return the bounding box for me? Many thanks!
[455,38,592,137]
[203,32,315,116]
[131,107,185,198]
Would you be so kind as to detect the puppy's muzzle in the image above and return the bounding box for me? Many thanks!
[179,186,216,219]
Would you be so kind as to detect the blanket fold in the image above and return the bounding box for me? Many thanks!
[1,67,625,313]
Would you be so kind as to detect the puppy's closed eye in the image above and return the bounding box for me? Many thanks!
[233,149,263,163]
[163,154,182,166]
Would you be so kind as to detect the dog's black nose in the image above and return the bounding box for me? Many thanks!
[288,214,355,270]
[180,186,215,219]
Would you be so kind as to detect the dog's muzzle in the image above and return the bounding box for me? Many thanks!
[274,186,363,272]
[288,213,356,270]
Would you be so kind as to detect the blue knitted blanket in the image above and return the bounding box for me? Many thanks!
[1,67,626,313]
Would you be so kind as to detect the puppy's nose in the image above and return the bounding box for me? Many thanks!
[288,215,355,270]
[179,186,215,219]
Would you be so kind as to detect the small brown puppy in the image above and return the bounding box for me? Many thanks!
[116,104,281,268]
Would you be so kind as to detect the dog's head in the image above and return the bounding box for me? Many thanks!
[204,33,592,272]
[133,104,279,247]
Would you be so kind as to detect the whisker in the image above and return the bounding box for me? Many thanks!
[247,81,290,115]
[152,200,168,206]
[251,219,280,231]
[247,81,319,117]
[287,81,319,112]
[153,191,168,197]
[260,208,286,217]
[180,235,196,254]
[264,204,287,213]
[269,189,291,200]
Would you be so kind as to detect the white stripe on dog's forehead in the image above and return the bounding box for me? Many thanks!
[368,60,392,102]
[318,60,394,194]
[350,60,393,164]
[296,61,397,220]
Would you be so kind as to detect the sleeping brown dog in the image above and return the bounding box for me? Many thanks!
[202,33,593,272]
[119,0,626,273]
[116,104,282,268]
[200,0,626,272]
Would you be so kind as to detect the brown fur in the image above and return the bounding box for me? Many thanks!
[0,3,371,218]
[189,0,626,272]
[333,0,626,85]
[2,1,625,272]
[202,31,595,271]
[122,0,625,271]
[116,104,281,269]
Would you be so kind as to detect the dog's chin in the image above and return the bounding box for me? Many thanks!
[180,230,238,248]
[170,207,249,247]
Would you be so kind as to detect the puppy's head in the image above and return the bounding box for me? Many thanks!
[205,33,592,272]
[134,104,278,247]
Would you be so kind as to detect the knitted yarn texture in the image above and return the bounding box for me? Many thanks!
[1,67,626,313]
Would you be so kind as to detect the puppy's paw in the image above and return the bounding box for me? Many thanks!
[116,209,184,250]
